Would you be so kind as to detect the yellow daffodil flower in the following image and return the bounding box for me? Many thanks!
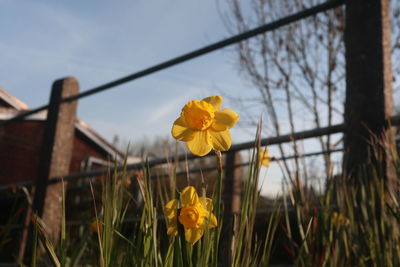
[164,186,217,244]
[172,96,239,156]
[89,219,102,233]
[260,149,271,167]
[331,212,349,228]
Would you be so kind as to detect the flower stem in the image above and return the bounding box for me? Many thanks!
[213,150,223,266]
[214,150,223,218]
[177,208,192,267]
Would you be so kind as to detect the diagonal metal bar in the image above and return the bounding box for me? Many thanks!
[0,0,344,125]
[0,104,48,125]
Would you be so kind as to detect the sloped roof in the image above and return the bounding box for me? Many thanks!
[0,88,123,160]
[75,119,123,159]
[0,88,29,111]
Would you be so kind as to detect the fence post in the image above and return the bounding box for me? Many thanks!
[344,0,397,185]
[20,77,79,260]
[221,150,242,265]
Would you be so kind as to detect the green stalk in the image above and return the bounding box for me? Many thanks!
[212,150,223,267]
[177,210,191,267]
[60,179,66,267]
[30,217,38,267]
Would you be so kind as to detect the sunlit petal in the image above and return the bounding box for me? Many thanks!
[181,186,199,206]
[208,213,218,228]
[209,130,232,151]
[202,95,222,110]
[186,131,212,156]
[211,123,227,132]
[164,199,178,219]
[214,109,239,129]
[199,197,213,212]
[185,227,204,244]
[259,149,271,167]
[172,117,195,141]
[199,209,217,229]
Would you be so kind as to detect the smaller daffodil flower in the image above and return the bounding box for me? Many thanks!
[172,96,239,156]
[164,186,217,244]
[260,149,271,167]
[89,219,102,233]
[331,212,349,228]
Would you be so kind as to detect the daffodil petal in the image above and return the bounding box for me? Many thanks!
[211,123,227,131]
[164,199,178,220]
[202,95,222,110]
[208,213,218,228]
[209,130,232,151]
[214,109,239,130]
[185,227,204,244]
[260,149,271,167]
[199,209,218,229]
[172,117,195,141]
[199,197,213,211]
[261,159,270,167]
[167,223,178,236]
[181,186,199,206]
[261,157,270,167]
[186,131,212,156]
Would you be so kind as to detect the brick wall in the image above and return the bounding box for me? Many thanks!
[0,121,110,185]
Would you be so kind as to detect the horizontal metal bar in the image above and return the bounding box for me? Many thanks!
[0,148,344,198]
[45,123,346,185]
[0,193,25,200]
[152,148,343,179]
[231,124,345,152]
[0,0,344,125]
[40,148,340,194]
[0,203,334,230]
[0,180,34,190]
[0,117,359,191]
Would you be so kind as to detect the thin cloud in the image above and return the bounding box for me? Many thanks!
[147,89,204,123]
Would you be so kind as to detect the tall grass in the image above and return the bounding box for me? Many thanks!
[280,140,400,266]
[27,132,400,266]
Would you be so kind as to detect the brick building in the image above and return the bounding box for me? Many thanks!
[0,88,123,186]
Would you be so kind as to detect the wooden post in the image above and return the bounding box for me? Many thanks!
[221,151,242,265]
[20,77,79,260]
[344,0,396,184]
[224,151,242,220]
